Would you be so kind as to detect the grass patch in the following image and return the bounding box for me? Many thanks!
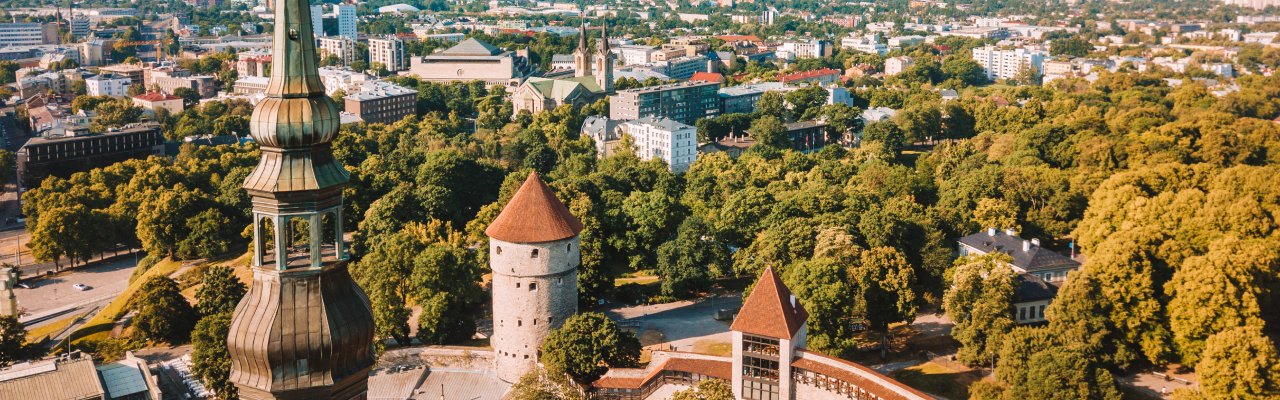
[614,275,660,286]
[891,362,980,400]
[693,340,732,356]
[25,313,80,343]
[71,257,188,345]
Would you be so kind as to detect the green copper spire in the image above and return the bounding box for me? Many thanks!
[244,0,346,194]
[266,0,326,98]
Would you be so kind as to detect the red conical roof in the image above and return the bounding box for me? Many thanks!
[731,267,809,339]
[485,172,584,243]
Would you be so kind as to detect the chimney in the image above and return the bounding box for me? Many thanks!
[1022,240,1031,252]
[987,227,997,236]
[1005,228,1017,237]
[1030,238,1041,247]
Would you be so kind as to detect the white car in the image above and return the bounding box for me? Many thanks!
[73,283,90,291]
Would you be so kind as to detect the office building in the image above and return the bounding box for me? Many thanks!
[0,23,59,47]
[368,36,408,72]
[344,81,418,124]
[609,81,721,125]
[840,33,887,56]
[311,4,325,40]
[69,17,91,38]
[337,4,357,39]
[718,82,786,114]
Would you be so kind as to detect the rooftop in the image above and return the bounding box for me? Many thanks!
[958,229,1081,272]
[730,267,809,339]
[439,38,505,57]
[344,81,418,101]
[0,354,105,400]
[778,68,841,84]
[485,172,583,243]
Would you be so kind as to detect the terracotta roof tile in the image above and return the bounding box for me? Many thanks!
[689,72,725,83]
[777,68,841,84]
[592,353,731,389]
[730,267,809,339]
[485,172,584,243]
[792,352,934,400]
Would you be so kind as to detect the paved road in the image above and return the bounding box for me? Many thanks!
[15,254,139,327]
[606,294,743,352]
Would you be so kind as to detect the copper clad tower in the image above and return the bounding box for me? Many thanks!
[226,0,375,398]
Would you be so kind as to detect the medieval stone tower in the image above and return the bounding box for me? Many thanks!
[485,172,583,384]
[226,0,375,398]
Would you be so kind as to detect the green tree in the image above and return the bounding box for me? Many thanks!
[993,327,1123,400]
[941,56,986,86]
[541,312,641,383]
[672,379,733,400]
[90,98,144,131]
[1168,238,1276,366]
[861,121,906,154]
[893,103,942,144]
[655,216,729,298]
[944,254,1015,366]
[130,276,198,344]
[191,312,237,400]
[755,92,787,120]
[174,87,201,108]
[852,247,917,359]
[0,315,32,367]
[1194,325,1280,399]
[195,266,246,317]
[507,367,588,400]
[783,259,857,357]
[749,115,789,149]
[1050,37,1092,58]
[973,198,1017,231]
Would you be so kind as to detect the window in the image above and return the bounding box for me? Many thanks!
[529,282,537,291]
[1018,307,1026,321]
[531,249,539,258]
[516,282,521,288]
[496,246,502,255]
[517,320,522,327]
[1039,305,1046,319]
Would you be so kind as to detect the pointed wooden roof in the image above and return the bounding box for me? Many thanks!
[731,267,809,339]
[485,172,584,243]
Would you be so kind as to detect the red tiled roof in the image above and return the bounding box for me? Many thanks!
[716,35,764,43]
[793,352,934,400]
[777,68,840,84]
[132,92,181,102]
[485,172,583,243]
[730,267,809,339]
[689,72,725,84]
[593,354,732,389]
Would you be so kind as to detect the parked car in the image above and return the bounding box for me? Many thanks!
[73,283,90,291]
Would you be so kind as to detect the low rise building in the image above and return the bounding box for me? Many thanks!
[957,228,1082,325]
[0,23,59,47]
[778,68,841,86]
[718,81,787,114]
[16,123,165,188]
[405,38,535,87]
[85,73,131,97]
[97,64,144,91]
[775,39,832,60]
[840,33,887,55]
[344,81,418,124]
[621,116,698,172]
[132,92,185,114]
[884,56,915,76]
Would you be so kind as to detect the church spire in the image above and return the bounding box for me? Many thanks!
[597,16,610,54]
[572,12,592,78]
[228,0,376,398]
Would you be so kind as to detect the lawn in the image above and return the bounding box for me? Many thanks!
[25,313,80,343]
[70,257,188,345]
[891,362,980,400]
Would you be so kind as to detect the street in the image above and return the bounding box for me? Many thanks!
[16,254,139,329]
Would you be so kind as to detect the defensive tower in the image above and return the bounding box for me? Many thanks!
[486,172,583,383]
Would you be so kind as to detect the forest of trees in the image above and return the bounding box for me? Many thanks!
[12,50,1280,399]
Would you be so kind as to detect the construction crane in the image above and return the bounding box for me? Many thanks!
[114,39,167,61]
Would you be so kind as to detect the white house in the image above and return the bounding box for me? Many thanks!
[621,116,699,172]
[85,73,131,97]
[957,228,1082,324]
